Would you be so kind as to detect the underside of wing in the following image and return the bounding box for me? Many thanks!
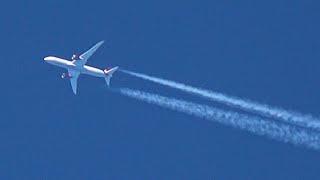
[68,69,80,94]
[75,41,104,66]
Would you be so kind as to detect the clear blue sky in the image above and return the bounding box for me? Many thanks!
[1,0,320,179]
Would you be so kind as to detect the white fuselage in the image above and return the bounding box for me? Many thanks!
[44,56,105,77]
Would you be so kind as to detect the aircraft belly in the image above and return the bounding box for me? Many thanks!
[47,58,74,69]
[82,66,104,77]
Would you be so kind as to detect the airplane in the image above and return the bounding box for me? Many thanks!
[44,41,118,94]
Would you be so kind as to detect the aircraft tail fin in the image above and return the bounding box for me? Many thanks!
[104,66,119,86]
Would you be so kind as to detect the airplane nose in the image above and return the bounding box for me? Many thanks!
[43,56,58,65]
[44,56,54,63]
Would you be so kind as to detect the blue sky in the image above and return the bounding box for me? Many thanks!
[1,0,320,179]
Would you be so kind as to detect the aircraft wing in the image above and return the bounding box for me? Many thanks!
[76,41,104,66]
[68,69,80,94]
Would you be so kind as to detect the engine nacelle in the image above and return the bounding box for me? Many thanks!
[61,72,72,79]
[71,54,81,61]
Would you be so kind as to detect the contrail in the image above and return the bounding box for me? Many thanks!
[120,69,320,130]
[113,88,320,151]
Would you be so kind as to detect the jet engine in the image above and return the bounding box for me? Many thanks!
[71,54,80,61]
[61,72,72,79]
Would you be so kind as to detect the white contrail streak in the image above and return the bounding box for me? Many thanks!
[114,88,320,151]
[120,69,320,130]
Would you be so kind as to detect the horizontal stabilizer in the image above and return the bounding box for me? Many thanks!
[104,66,119,86]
